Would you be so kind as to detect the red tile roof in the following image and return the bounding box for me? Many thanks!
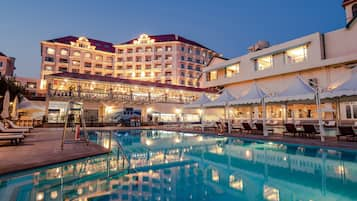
[46,72,218,93]
[46,36,115,53]
[120,34,213,51]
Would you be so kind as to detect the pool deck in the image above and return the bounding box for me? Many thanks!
[0,128,109,176]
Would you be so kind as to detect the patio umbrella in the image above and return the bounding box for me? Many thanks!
[205,89,237,133]
[184,93,212,131]
[17,98,45,113]
[321,71,357,99]
[11,96,18,120]
[1,90,10,119]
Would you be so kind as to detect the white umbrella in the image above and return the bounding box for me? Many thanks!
[17,98,45,113]
[321,71,357,99]
[1,90,10,119]
[184,93,212,132]
[11,96,18,120]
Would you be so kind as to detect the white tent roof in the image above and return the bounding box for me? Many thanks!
[184,93,212,108]
[204,89,237,107]
[266,76,315,103]
[321,72,357,99]
[18,98,45,112]
[230,83,267,105]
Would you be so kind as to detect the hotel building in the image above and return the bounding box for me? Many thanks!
[0,51,16,76]
[40,34,219,89]
[202,0,357,122]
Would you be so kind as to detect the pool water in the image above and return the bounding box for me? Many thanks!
[1,130,357,201]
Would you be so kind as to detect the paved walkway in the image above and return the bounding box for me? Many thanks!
[0,128,109,176]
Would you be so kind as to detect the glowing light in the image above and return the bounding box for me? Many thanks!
[146,107,153,113]
[36,192,44,201]
[141,72,145,77]
[336,165,346,175]
[245,150,252,159]
[198,109,203,115]
[175,108,182,114]
[105,106,113,114]
[50,191,58,199]
[146,139,152,146]
[174,137,181,143]
[77,188,83,195]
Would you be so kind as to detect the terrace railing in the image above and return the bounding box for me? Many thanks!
[48,89,196,104]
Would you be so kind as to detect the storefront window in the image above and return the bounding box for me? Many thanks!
[346,105,352,119]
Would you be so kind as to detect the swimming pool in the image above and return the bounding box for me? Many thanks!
[0,129,356,201]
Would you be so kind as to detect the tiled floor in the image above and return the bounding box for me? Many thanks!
[0,128,109,175]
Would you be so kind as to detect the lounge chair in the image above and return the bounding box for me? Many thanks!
[242,122,257,134]
[302,124,320,138]
[283,123,304,136]
[255,123,274,135]
[323,121,336,128]
[267,120,278,126]
[0,122,29,133]
[337,126,356,141]
[0,133,24,144]
[6,119,33,130]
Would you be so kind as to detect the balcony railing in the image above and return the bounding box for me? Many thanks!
[48,89,196,104]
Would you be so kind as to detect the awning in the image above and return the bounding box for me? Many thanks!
[321,71,357,99]
[230,83,267,105]
[204,90,237,107]
[265,76,315,103]
[184,93,212,109]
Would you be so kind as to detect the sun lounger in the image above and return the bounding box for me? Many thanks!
[337,126,356,141]
[6,119,33,130]
[0,134,24,144]
[302,124,320,138]
[0,122,29,133]
[323,121,336,128]
[242,122,257,134]
[283,123,304,136]
[255,123,274,135]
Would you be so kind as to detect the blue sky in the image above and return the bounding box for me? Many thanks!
[0,0,345,78]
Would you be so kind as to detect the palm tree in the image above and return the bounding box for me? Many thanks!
[0,76,26,112]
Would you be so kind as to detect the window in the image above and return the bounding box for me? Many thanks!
[196,59,201,64]
[45,57,54,62]
[155,55,162,60]
[225,63,240,77]
[187,57,193,62]
[44,66,53,71]
[127,49,133,53]
[84,52,91,58]
[118,49,124,54]
[181,46,185,52]
[180,80,185,85]
[145,65,151,70]
[165,46,172,51]
[59,67,67,72]
[255,55,273,71]
[156,47,163,52]
[73,51,80,57]
[195,66,201,71]
[84,71,91,74]
[165,64,172,68]
[181,56,185,61]
[195,49,200,55]
[106,66,113,70]
[117,65,123,70]
[155,64,162,68]
[106,57,113,63]
[189,73,193,78]
[136,65,141,70]
[353,4,357,18]
[117,57,123,62]
[145,56,152,62]
[72,69,80,73]
[207,71,217,81]
[145,47,152,52]
[72,60,80,66]
[95,72,102,75]
[105,74,112,77]
[126,65,133,69]
[95,55,103,61]
[59,58,68,63]
[187,65,193,70]
[180,71,185,76]
[136,47,143,53]
[60,49,68,56]
[117,73,122,77]
[285,45,307,64]
[126,57,133,62]
[84,62,92,68]
[345,103,357,119]
[181,64,185,69]
[165,55,172,60]
[188,47,193,54]
[0,62,2,67]
[46,48,55,55]
[26,82,37,89]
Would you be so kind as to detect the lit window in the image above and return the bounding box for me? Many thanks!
[47,48,55,55]
[73,51,80,57]
[229,175,243,191]
[72,60,80,66]
[96,55,103,60]
[207,71,217,81]
[225,63,240,77]
[211,169,219,182]
[45,57,54,62]
[263,185,280,201]
[84,52,91,58]
[165,46,172,51]
[285,45,307,64]
[0,62,2,67]
[44,66,53,71]
[256,55,273,71]
[60,49,68,56]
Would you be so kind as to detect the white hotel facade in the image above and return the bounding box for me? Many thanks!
[202,0,357,123]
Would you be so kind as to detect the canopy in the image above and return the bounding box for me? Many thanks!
[184,93,212,109]
[18,98,45,113]
[321,71,357,99]
[204,89,237,107]
[230,83,267,105]
[1,90,10,119]
[266,76,315,103]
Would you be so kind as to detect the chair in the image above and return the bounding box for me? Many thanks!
[302,124,320,138]
[242,122,257,134]
[283,123,304,136]
[323,121,336,128]
[0,122,29,133]
[0,133,24,144]
[6,119,33,130]
[255,123,274,135]
[337,126,356,141]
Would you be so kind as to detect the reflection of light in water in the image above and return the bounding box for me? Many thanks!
[146,139,152,146]
[197,136,203,142]
[268,142,273,145]
[229,175,243,191]
[36,192,44,201]
[174,137,181,143]
[245,150,252,159]
[264,185,280,201]
[212,169,219,182]
[283,156,287,161]
[56,168,60,173]
[77,187,83,195]
[336,165,346,175]
[89,185,94,192]
[50,191,58,199]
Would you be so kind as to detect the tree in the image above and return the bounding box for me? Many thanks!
[0,76,26,111]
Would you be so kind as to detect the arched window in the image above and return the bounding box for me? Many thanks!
[353,4,357,18]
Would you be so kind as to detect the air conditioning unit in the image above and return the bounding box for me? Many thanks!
[308,78,318,88]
